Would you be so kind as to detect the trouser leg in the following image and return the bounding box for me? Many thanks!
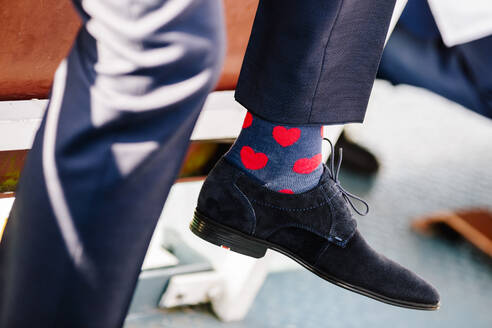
[379,24,492,119]
[379,0,492,119]
[235,0,396,125]
[456,36,492,118]
[378,25,483,113]
[0,0,224,327]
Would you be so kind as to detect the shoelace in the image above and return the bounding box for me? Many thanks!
[323,138,370,216]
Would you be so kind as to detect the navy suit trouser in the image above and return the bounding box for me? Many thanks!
[0,0,395,327]
[378,0,492,119]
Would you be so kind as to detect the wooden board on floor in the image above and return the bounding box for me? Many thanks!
[413,209,492,258]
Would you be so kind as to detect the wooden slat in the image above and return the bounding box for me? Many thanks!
[0,0,258,100]
[0,140,231,193]
[413,209,492,258]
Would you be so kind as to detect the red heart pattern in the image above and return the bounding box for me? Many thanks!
[273,126,301,147]
[240,146,268,170]
[233,112,324,194]
[242,112,253,129]
[293,153,322,174]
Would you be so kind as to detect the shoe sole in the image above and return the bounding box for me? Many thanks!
[190,210,440,311]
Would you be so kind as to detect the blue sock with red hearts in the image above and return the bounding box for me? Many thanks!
[224,112,323,194]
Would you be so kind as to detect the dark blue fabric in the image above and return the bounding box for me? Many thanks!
[399,0,440,40]
[225,113,323,193]
[0,0,225,327]
[457,36,492,118]
[378,0,492,119]
[235,0,397,125]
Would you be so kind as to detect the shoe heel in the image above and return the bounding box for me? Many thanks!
[190,211,267,258]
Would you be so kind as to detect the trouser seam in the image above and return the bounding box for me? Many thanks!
[308,0,345,123]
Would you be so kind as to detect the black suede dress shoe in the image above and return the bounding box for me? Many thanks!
[190,141,440,310]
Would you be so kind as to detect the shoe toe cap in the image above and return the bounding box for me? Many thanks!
[389,264,440,307]
[405,273,440,307]
[317,231,440,308]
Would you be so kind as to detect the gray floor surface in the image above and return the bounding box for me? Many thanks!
[126,83,492,328]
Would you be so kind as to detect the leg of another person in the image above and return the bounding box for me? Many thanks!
[0,0,224,327]
[378,0,492,118]
[457,35,492,118]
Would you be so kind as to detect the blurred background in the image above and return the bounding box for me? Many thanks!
[0,0,491,327]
